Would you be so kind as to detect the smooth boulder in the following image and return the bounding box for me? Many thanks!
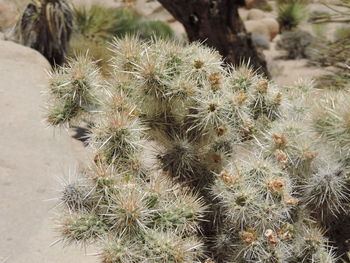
[245,20,270,40]
[247,8,266,20]
[0,40,96,263]
[260,17,280,40]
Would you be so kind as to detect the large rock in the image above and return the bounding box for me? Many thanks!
[247,8,266,20]
[245,18,279,41]
[260,18,280,40]
[135,0,163,17]
[0,40,96,263]
[239,7,249,21]
[245,20,270,40]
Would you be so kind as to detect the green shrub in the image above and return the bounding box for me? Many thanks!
[73,5,123,40]
[133,19,174,40]
[334,25,350,41]
[277,1,307,31]
[72,4,174,41]
[69,4,175,75]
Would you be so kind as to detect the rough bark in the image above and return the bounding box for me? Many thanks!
[158,0,270,77]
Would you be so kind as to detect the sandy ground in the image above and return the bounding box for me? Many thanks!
[0,40,97,263]
[264,41,326,87]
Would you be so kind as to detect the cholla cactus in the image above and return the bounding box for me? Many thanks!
[312,92,350,155]
[46,37,350,262]
[46,55,102,125]
[302,163,349,220]
[292,225,337,263]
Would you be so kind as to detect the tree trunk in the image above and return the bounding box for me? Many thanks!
[158,0,270,77]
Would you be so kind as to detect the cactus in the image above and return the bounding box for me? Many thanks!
[46,55,102,125]
[46,37,350,262]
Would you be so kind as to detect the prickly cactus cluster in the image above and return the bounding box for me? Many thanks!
[46,37,350,262]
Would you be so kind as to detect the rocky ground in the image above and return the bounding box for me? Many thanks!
[0,0,344,262]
